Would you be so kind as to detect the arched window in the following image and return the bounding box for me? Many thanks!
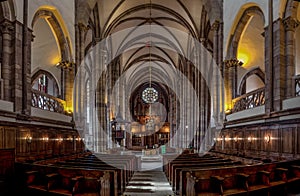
[32,70,59,97]
[239,67,265,95]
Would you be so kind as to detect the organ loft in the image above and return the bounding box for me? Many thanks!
[0,0,300,195]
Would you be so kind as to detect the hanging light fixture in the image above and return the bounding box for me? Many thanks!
[142,0,158,105]
[144,0,156,132]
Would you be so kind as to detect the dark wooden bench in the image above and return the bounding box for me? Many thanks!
[19,163,115,196]
[184,163,300,196]
[50,153,138,193]
[170,159,240,191]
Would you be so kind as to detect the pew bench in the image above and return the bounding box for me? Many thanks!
[185,165,297,196]
[172,161,242,194]
[25,170,111,196]
[196,173,249,196]
[285,165,300,194]
[48,174,83,196]
[26,170,58,193]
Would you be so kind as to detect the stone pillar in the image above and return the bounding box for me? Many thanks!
[96,50,108,152]
[212,21,220,127]
[74,23,88,121]
[22,0,31,115]
[75,23,88,72]
[0,20,14,101]
[58,61,74,111]
[224,59,243,111]
[283,17,299,98]
[272,19,285,111]
[265,0,274,115]
[218,22,224,122]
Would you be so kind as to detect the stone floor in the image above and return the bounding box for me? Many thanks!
[123,160,174,196]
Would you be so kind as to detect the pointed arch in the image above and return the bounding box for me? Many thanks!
[32,6,73,61]
[226,5,265,59]
[0,0,16,21]
[283,0,300,18]
[239,67,265,95]
[31,69,60,97]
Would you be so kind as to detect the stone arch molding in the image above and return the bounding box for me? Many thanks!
[226,5,265,59]
[238,67,265,95]
[31,69,61,96]
[31,8,73,62]
[0,0,16,21]
[284,0,300,19]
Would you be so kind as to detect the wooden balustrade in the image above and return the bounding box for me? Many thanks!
[31,89,65,114]
[232,87,265,113]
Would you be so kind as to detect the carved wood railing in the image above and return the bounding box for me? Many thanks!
[31,89,65,114]
[295,75,300,97]
[232,87,265,113]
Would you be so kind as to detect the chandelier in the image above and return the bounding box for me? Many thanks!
[144,0,156,132]
[142,0,158,104]
[142,87,158,103]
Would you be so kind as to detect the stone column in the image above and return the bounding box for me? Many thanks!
[224,58,243,111]
[212,21,220,128]
[218,22,224,122]
[96,50,108,152]
[0,20,14,101]
[22,0,30,115]
[58,61,74,111]
[272,19,285,111]
[74,23,88,121]
[283,16,299,98]
[265,0,274,115]
[75,23,88,72]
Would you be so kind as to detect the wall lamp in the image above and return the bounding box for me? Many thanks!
[42,137,49,142]
[234,136,238,142]
[264,135,271,143]
[26,135,32,144]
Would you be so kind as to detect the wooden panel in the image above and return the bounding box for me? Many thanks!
[4,128,16,149]
[0,127,4,149]
[282,128,293,153]
[297,127,300,154]
[270,129,279,152]
[262,130,269,152]
[0,149,15,177]
[17,129,30,155]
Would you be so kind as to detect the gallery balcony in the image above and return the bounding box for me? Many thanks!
[232,87,265,113]
[31,89,72,125]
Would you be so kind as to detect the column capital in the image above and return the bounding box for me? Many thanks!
[224,58,244,69]
[211,20,220,32]
[283,16,299,31]
[56,60,75,71]
[0,20,14,34]
[76,22,89,33]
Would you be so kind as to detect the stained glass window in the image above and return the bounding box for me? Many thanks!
[32,71,59,97]
[142,87,158,103]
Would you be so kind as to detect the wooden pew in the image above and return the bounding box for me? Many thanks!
[52,153,139,194]
[55,160,127,193]
[18,162,116,196]
[168,159,235,188]
[183,162,300,196]
[172,161,242,194]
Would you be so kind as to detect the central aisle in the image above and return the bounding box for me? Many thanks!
[123,161,174,196]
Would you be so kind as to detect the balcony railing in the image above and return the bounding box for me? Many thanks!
[232,87,265,113]
[295,75,300,97]
[31,89,65,114]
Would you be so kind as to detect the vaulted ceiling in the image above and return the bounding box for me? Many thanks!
[76,0,222,93]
